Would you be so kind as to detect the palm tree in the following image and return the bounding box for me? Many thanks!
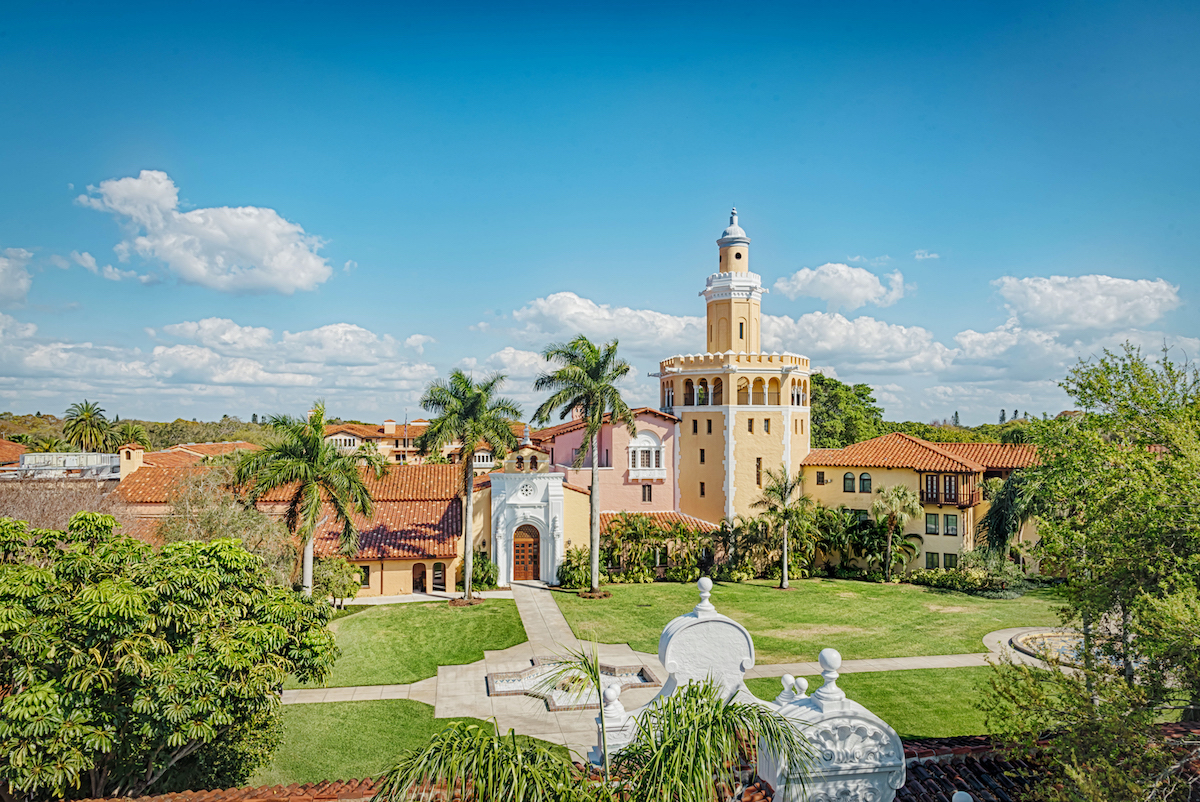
[29,434,72,453]
[234,400,385,596]
[752,465,813,589]
[978,469,1042,553]
[63,400,111,452]
[415,370,521,600]
[533,336,635,594]
[870,484,922,581]
[113,421,152,450]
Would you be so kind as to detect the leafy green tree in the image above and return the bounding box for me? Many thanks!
[809,373,883,448]
[112,421,152,449]
[752,465,813,589]
[156,464,296,585]
[235,400,385,596]
[813,505,860,568]
[28,434,72,452]
[312,556,363,608]
[533,336,635,593]
[415,370,520,600]
[62,400,111,452]
[0,513,337,800]
[869,484,921,581]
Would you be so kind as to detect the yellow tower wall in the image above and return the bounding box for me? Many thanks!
[676,409,728,524]
[731,409,785,517]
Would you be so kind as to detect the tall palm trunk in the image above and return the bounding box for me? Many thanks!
[590,430,601,592]
[780,518,789,589]
[884,515,895,582]
[462,454,474,599]
[302,537,314,597]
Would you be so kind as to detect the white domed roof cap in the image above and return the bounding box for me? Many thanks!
[717,207,750,247]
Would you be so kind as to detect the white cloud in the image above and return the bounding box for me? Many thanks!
[77,170,332,294]
[343,260,358,273]
[913,250,939,260]
[0,249,33,306]
[994,274,1180,330]
[162,318,274,352]
[70,250,148,283]
[482,346,549,378]
[404,334,435,354]
[0,316,438,418]
[847,255,892,266]
[763,311,955,373]
[511,291,703,354]
[773,263,908,311]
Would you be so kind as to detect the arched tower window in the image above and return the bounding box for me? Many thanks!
[698,379,709,406]
[859,473,872,493]
[843,472,855,492]
[712,378,724,405]
[752,378,766,405]
[737,378,750,405]
[530,456,538,470]
[767,378,781,405]
[684,380,695,406]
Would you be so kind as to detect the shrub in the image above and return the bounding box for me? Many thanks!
[312,556,363,608]
[609,563,655,584]
[471,550,499,589]
[557,546,591,589]
[663,563,702,583]
[908,549,1032,597]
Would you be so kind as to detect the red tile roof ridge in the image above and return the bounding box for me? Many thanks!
[532,407,680,441]
[562,482,592,495]
[802,432,986,473]
[890,432,987,472]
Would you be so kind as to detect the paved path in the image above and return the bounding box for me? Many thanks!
[281,583,1057,759]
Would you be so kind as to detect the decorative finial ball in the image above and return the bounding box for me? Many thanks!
[795,677,809,694]
[603,684,621,704]
[951,793,973,802]
[698,577,713,593]
[781,674,794,691]
[818,648,842,672]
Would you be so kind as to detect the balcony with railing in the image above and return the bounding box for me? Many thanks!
[920,487,981,508]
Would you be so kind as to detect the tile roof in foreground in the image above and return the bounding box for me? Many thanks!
[258,464,462,503]
[114,466,209,503]
[802,432,988,473]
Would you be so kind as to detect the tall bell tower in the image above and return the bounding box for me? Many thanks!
[655,209,812,522]
[705,208,764,353]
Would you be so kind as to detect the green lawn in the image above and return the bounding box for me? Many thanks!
[287,600,527,689]
[554,579,1061,663]
[250,701,491,786]
[744,666,994,739]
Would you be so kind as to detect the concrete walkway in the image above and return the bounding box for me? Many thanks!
[281,583,1056,758]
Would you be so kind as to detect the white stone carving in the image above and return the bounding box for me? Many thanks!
[489,471,565,586]
[593,580,906,802]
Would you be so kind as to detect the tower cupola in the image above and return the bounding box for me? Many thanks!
[717,207,750,272]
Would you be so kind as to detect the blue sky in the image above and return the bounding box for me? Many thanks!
[1,1,1197,425]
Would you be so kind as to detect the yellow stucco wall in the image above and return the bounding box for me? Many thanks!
[562,484,592,550]
[732,409,785,517]
[801,463,980,570]
[677,409,728,524]
[471,485,492,555]
[352,556,461,597]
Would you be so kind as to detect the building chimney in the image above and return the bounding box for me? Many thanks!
[119,444,145,481]
[383,419,396,435]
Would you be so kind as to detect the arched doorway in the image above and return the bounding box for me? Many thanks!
[413,562,427,593]
[512,524,540,581]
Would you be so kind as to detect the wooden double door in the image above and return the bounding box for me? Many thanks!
[513,525,540,581]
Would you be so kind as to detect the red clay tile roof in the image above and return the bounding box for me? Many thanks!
[259,464,462,503]
[326,422,428,440]
[937,442,1039,471]
[532,407,680,443]
[563,482,591,496]
[171,441,260,457]
[143,450,209,468]
[600,510,718,532]
[78,778,381,802]
[114,466,209,503]
[311,499,460,560]
[0,439,26,465]
[138,441,260,468]
[802,433,986,473]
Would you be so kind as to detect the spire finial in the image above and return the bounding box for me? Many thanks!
[522,424,531,446]
[730,207,738,224]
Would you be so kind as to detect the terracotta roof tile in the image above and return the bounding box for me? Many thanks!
[600,510,719,532]
[114,466,209,503]
[171,441,260,457]
[0,439,26,465]
[311,499,460,560]
[143,450,208,468]
[325,423,428,440]
[937,442,1039,471]
[532,407,680,443]
[802,433,986,473]
[259,464,462,503]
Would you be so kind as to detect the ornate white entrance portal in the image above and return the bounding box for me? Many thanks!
[489,443,566,586]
